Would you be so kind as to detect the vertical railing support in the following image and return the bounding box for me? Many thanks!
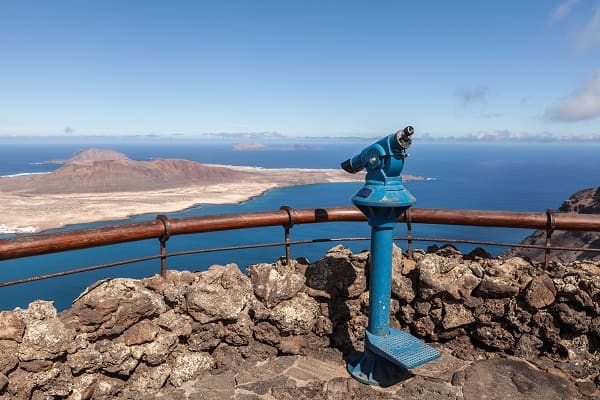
[405,208,413,260]
[545,209,555,269]
[280,205,295,265]
[156,215,171,277]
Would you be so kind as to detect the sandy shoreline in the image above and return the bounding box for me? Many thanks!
[0,163,424,234]
[0,182,279,232]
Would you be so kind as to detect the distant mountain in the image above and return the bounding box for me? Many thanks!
[0,148,366,195]
[504,187,600,263]
[0,150,256,194]
[68,148,130,162]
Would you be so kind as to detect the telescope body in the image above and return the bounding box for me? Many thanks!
[341,127,415,212]
[341,127,440,386]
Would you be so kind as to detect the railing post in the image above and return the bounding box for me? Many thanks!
[405,208,413,260]
[545,209,555,269]
[280,206,295,265]
[156,215,171,277]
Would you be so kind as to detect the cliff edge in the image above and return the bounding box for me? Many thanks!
[504,187,600,263]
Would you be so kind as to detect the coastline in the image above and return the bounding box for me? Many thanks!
[0,162,425,234]
[0,182,277,233]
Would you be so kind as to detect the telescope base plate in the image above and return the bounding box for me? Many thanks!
[366,328,441,370]
[347,328,440,386]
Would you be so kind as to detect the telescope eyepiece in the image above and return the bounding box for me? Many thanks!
[341,125,415,174]
[396,125,414,149]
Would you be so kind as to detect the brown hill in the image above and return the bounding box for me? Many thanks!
[503,187,600,263]
[0,157,255,194]
[0,148,393,231]
[0,148,371,198]
[68,148,130,162]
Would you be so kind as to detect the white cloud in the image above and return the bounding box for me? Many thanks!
[545,69,600,122]
[455,85,488,104]
[575,3,600,50]
[551,0,581,23]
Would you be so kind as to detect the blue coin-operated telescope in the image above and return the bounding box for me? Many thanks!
[341,127,440,386]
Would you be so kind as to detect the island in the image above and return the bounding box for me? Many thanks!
[0,149,423,233]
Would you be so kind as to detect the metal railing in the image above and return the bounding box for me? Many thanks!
[1,206,600,288]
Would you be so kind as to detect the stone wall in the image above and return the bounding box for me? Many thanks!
[0,244,598,399]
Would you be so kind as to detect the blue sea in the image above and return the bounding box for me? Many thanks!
[1,140,599,311]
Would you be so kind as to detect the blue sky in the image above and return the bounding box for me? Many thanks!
[1,1,599,138]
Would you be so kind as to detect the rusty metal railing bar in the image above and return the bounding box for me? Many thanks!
[2,207,600,261]
[3,232,599,288]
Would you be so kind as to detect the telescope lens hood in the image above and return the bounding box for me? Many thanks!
[341,159,361,174]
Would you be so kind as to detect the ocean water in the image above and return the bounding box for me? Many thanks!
[0,140,599,311]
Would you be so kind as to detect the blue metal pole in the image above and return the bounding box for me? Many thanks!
[367,224,393,336]
[342,127,440,386]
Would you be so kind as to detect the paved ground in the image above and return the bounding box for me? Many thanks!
[154,345,597,400]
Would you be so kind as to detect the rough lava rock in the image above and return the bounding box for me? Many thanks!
[305,245,367,299]
[0,312,24,342]
[524,275,556,309]
[442,302,475,330]
[417,254,481,300]
[475,258,532,298]
[270,292,320,335]
[169,352,214,387]
[504,186,600,263]
[462,358,578,400]
[71,278,166,337]
[247,260,306,307]
[0,246,598,399]
[185,264,253,323]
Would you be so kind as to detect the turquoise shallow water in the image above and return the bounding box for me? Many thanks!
[0,141,599,310]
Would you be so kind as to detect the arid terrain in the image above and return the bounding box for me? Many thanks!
[0,149,420,232]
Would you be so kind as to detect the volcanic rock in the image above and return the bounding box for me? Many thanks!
[0,341,18,374]
[524,275,556,309]
[505,186,600,263]
[0,312,24,342]
[169,352,214,387]
[124,363,171,397]
[305,245,366,299]
[185,264,253,323]
[247,260,306,307]
[18,317,73,361]
[417,254,481,300]
[71,278,166,337]
[270,292,319,335]
[442,302,475,329]
[253,321,281,346]
[473,323,515,350]
[475,258,531,298]
[1,246,598,399]
[462,358,578,400]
